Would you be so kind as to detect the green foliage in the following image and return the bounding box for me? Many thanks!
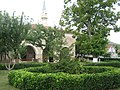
[27,64,113,74]
[0,64,6,70]
[27,24,65,61]
[14,62,47,70]
[103,52,111,57]
[50,60,113,74]
[50,60,82,74]
[85,61,120,68]
[61,0,120,57]
[24,65,52,73]
[7,61,120,90]
[60,47,71,61]
[0,11,31,61]
[27,24,47,49]
[17,43,27,59]
[8,66,120,90]
[76,34,108,57]
[0,62,47,70]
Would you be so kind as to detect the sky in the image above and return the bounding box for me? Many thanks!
[0,0,120,44]
[0,0,64,26]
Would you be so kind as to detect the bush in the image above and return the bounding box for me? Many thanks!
[8,68,120,90]
[0,63,6,70]
[24,65,53,73]
[7,61,120,90]
[85,61,120,68]
[0,62,47,70]
[49,60,83,74]
[14,62,47,69]
[24,65,113,74]
[49,60,113,74]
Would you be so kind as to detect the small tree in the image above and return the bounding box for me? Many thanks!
[0,11,31,70]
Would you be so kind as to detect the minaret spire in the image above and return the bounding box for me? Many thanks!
[41,0,48,26]
[43,0,46,12]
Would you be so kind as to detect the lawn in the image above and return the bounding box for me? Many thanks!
[0,70,19,90]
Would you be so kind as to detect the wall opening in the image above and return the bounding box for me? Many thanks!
[22,46,35,61]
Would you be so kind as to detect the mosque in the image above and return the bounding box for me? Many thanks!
[23,0,76,62]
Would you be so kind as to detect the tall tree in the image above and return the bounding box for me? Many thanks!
[0,11,31,70]
[60,0,120,57]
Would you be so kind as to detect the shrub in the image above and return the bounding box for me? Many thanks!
[8,61,120,90]
[23,65,113,74]
[8,68,120,90]
[13,62,47,69]
[85,61,120,68]
[49,60,83,74]
[0,62,47,70]
[49,60,113,74]
[24,65,53,73]
[0,63,6,70]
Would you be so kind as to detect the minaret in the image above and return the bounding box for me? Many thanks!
[41,0,48,26]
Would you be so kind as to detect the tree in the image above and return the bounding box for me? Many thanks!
[27,24,65,62]
[0,11,31,70]
[60,0,120,58]
[44,27,65,62]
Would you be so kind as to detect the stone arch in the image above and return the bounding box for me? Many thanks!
[25,44,39,58]
[22,43,43,61]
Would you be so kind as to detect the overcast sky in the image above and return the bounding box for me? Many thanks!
[0,0,64,26]
[0,0,120,44]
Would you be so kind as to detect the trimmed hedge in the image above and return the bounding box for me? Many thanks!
[25,66,113,74]
[49,61,113,74]
[85,61,120,68]
[0,62,47,70]
[7,61,120,90]
[0,63,5,70]
[8,68,120,90]
[8,66,118,90]
[14,62,47,69]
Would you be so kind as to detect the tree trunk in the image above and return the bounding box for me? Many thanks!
[4,52,16,70]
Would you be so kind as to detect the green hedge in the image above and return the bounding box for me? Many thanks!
[25,65,113,74]
[8,68,120,90]
[49,61,113,74]
[8,65,117,90]
[0,62,47,70]
[24,65,53,73]
[0,63,5,70]
[7,61,120,90]
[14,62,47,69]
[85,61,120,68]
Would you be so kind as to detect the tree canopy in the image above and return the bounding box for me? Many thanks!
[0,11,31,62]
[60,0,120,57]
[27,24,65,61]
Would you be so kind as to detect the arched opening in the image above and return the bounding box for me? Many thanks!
[42,48,49,62]
[22,46,35,61]
[42,48,53,62]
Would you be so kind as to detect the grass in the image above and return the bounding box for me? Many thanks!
[0,70,19,90]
